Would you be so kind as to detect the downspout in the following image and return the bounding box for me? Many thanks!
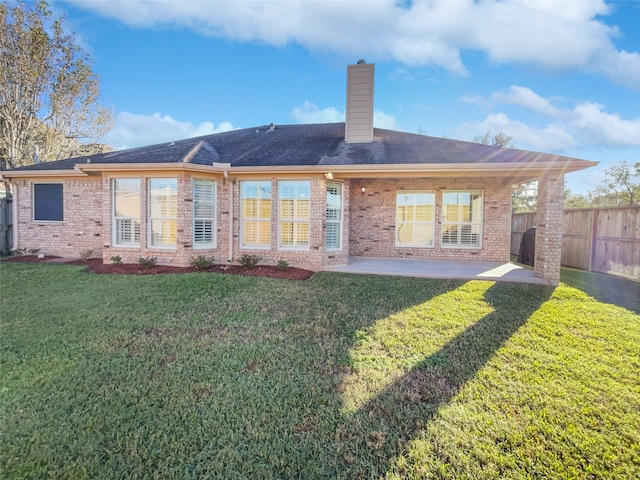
[225,170,233,263]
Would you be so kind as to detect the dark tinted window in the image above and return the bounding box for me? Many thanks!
[34,183,63,221]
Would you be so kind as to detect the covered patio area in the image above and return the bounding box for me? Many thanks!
[324,256,548,284]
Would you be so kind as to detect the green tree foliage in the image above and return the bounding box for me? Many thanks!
[564,160,639,209]
[0,0,113,169]
[593,160,639,206]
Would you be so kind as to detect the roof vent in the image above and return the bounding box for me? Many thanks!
[269,123,276,130]
[357,59,366,64]
[169,140,175,146]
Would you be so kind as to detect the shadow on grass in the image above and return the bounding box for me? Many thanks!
[560,267,639,314]
[325,281,554,479]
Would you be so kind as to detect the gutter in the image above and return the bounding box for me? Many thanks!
[225,169,234,263]
[3,158,598,180]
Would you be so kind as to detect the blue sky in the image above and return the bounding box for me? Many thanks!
[52,0,640,194]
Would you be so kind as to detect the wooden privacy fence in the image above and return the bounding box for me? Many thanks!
[0,196,13,255]
[512,206,640,280]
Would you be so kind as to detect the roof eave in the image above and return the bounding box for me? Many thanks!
[1,159,597,181]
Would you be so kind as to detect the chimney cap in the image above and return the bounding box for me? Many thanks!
[357,59,367,64]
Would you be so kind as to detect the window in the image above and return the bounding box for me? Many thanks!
[279,181,310,249]
[149,178,177,247]
[33,183,63,222]
[396,190,435,247]
[326,182,343,250]
[442,190,483,248]
[193,179,216,247]
[241,181,271,248]
[113,179,140,246]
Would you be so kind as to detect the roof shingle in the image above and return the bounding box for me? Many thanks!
[4,122,588,172]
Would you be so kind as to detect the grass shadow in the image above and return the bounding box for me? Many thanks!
[325,281,554,478]
[1,266,566,478]
[560,267,639,314]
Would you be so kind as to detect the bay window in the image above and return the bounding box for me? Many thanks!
[148,178,177,247]
[193,179,216,247]
[113,179,141,246]
[279,181,310,249]
[241,181,271,248]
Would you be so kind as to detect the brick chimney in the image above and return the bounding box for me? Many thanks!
[345,60,375,143]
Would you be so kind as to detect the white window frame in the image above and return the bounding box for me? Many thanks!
[240,180,272,249]
[395,190,436,247]
[33,182,64,223]
[326,182,343,250]
[193,179,216,248]
[441,190,484,249]
[148,178,178,249]
[278,180,311,250]
[112,178,141,247]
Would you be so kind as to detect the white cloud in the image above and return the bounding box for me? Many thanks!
[373,110,398,130]
[491,86,565,119]
[460,113,578,151]
[67,0,640,90]
[460,87,640,151]
[570,103,640,147]
[289,101,397,129]
[104,112,235,149]
[289,101,343,123]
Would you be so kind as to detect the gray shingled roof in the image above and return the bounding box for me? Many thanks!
[5,122,584,171]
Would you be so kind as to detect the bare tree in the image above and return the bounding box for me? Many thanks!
[471,130,513,148]
[0,0,113,169]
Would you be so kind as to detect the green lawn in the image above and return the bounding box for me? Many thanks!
[1,262,639,479]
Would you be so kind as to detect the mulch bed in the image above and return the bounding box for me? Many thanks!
[1,256,315,280]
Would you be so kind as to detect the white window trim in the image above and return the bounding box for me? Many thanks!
[193,179,216,249]
[112,178,141,248]
[32,182,64,223]
[395,190,436,248]
[278,180,311,251]
[147,178,178,249]
[326,181,343,251]
[240,180,272,250]
[441,189,484,249]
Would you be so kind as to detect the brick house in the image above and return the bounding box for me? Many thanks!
[1,61,596,285]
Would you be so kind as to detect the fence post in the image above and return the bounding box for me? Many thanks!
[589,209,597,273]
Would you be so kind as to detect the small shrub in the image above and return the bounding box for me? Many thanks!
[79,249,94,261]
[11,248,26,256]
[110,255,122,265]
[237,254,261,269]
[28,248,40,255]
[189,255,215,270]
[277,259,289,270]
[137,256,157,269]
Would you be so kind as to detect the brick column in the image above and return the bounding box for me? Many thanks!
[534,172,564,285]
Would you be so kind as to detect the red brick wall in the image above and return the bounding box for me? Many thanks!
[14,173,513,267]
[348,177,512,262]
[534,173,565,285]
[15,178,103,258]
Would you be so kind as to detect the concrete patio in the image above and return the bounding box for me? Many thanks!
[324,256,548,284]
